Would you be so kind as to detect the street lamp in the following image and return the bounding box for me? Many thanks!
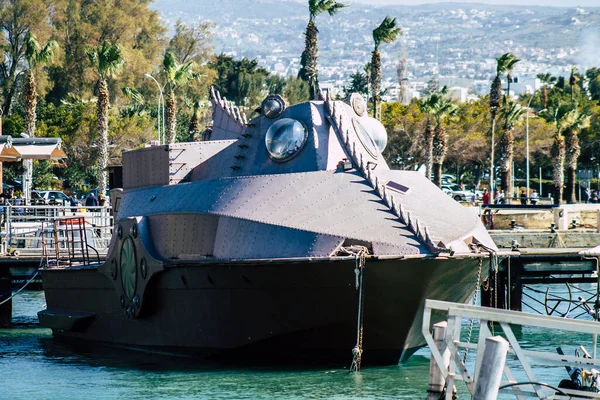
[144,73,165,145]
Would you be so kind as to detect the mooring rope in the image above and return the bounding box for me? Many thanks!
[0,269,40,306]
[0,259,45,307]
[349,247,367,373]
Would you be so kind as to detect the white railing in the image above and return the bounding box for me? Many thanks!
[1,204,112,258]
[424,299,600,399]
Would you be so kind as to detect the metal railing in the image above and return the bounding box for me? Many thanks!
[1,204,112,258]
[424,299,600,399]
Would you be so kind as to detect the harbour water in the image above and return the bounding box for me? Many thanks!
[1,287,597,399]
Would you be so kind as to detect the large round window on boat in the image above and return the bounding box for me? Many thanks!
[120,237,137,300]
[265,118,308,162]
[352,118,379,159]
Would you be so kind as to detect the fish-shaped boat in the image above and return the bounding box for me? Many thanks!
[38,90,496,366]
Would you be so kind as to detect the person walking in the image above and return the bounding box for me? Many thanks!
[85,192,99,208]
[520,189,527,205]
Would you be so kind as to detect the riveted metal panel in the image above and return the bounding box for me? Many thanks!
[213,216,343,259]
[147,213,218,260]
[123,146,169,189]
[118,171,429,256]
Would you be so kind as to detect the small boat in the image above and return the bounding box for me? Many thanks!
[38,90,496,366]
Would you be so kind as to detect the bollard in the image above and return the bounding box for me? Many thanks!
[473,336,509,400]
[427,321,450,397]
[553,208,568,231]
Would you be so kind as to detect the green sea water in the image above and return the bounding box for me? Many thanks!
[1,288,598,399]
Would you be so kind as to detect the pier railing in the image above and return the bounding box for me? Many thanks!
[424,299,600,399]
[1,204,112,258]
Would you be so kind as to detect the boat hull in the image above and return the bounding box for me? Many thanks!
[40,256,482,366]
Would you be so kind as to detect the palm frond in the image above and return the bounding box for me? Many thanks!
[25,33,39,66]
[373,16,402,49]
[87,41,124,79]
[122,87,145,105]
[309,0,346,20]
[496,52,520,75]
[37,40,59,65]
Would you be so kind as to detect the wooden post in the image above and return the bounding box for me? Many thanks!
[473,336,509,400]
[427,321,450,397]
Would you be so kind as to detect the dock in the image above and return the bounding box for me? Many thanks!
[0,204,111,326]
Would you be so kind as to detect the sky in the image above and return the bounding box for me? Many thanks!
[349,0,600,6]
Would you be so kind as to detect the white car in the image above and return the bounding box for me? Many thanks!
[442,184,475,202]
[32,190,70,204]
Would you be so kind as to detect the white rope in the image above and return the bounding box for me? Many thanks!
[0,270,39,306]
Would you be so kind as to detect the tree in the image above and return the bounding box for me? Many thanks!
[23,33,58,137]
[564,107,591,203]
[420,88,447,180]
[47,0,165,104]
[0,0,51,114]
[498,97,525,199]
[87,41,124,199]
[536,73,557,109]
[586,68,600,101]
[298,0,346,100]
[431,94,458,187]
[504,53,520,98]
[162,51,198,144]
[167,19,214,64]
[569,66,579,105]
[370,16,402,119]
[489,52,519,192]
[344,70,369,99]
[542,105,571,205]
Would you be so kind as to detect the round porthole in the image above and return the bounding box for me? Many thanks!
[262,95,286,119]
[120,237,137,300]
[352,118,379,159]
[265,118,308,162]
[349,93,366,116]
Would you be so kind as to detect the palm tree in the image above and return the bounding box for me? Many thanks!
[504,53,520,98]
[536,73,556,109]
[543,105,571,204]
[420,86,447,181]
[569,66,579,105]
[489,52,518,192]
[431,95,458,188]
[162,51,198,144]
[189,100,203,141]
[298,0,346,100]
[87,41,125,199]
[564,107,591,203]
[24,33,58,137]
[498,98,525,200]
[370,16,402,119]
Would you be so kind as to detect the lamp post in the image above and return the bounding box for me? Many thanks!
[525,95,534,197]
[144,73,165,145]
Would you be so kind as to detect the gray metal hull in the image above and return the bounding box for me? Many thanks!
[40,256,481,366]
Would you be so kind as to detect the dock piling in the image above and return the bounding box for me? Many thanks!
[473,336,509,400]
[427,321,450,397]
[0,271,11,327]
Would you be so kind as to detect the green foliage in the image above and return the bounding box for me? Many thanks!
[373,16,402,50]
[86,41,125,80]
[308,0,347,21]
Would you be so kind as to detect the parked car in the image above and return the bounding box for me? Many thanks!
[442,184,476,202]
[32,190,70,204]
